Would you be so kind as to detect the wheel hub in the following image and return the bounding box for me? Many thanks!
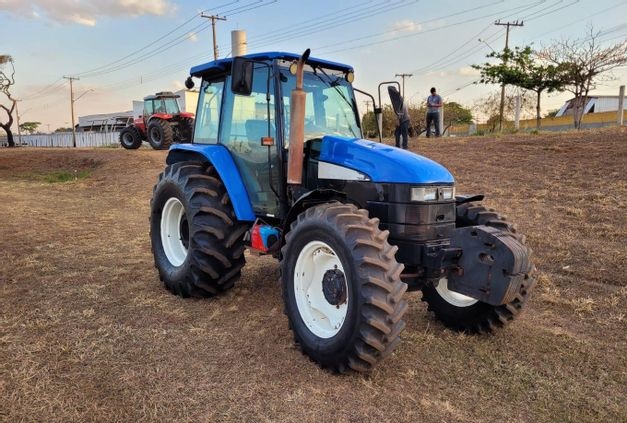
[322,268,347,306]
[293,241,349,339]
[160,197,188,267]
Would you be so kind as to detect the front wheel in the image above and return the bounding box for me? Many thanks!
[147,119,174,150]
[119,126,142,149]
[421,203,535,333]
[281,202,408,373]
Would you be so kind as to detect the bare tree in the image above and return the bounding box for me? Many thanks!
[473,88,535,130]
[539,28,627,129]
[0,55,17,147]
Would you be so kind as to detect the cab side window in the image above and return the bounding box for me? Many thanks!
[194,79,225,144]
[144,100,154,116]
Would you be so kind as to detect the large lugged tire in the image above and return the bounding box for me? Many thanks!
[150,162,248,297]
[421,203,535,333]
[281,202,408,373]
[119,126,142,149]
[178,117,194,143]
[147,119,174,150]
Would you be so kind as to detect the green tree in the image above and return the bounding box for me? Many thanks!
[362,102,472,139]
[442,101,473,129]
[473,46,566,129]
[19,121,41,134]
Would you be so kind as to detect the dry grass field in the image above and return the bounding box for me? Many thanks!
[1,127,626,423]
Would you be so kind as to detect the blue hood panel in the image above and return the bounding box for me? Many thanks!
[319,136,454,184]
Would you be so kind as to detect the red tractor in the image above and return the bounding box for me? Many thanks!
[119,91,194,150]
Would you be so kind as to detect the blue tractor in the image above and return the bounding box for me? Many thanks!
[150,50,534,373]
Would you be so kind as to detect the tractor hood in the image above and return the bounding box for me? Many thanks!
[318,136,454,185]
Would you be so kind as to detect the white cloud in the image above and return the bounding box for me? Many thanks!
[188,32,198,42]
[171,79,184,91]
[390,19,422,34]
[458,66,480,77]
[0,0,176,26]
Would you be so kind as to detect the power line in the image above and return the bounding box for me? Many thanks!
[318,1,536,55]
[20,78,66,101]
[76,13,203,77]
[247,0,403,49]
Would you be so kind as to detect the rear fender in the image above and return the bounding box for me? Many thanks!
[166,144,255,221]
[150,113,174,120]
[133,118,146,135]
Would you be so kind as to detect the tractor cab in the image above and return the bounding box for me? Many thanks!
[181,52,362,217]
[142,92,183,120]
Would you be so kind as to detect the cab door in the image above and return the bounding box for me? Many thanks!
[220,64,280,216]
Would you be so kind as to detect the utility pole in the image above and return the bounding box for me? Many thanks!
[494,20,523,131]
[201,13,227,60]
[395,73,413,97]
[618,85,625,126]
[63,75,79,147]
[363,100,372,114]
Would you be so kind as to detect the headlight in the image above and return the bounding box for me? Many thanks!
[441,187,455,200]
[411,186,455,202]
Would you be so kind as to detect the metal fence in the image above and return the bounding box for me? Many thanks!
[1,131,120,148]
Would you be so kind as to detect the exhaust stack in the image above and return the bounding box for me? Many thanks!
[287,49,310,185]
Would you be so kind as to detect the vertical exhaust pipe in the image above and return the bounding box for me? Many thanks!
[287,49,310,185]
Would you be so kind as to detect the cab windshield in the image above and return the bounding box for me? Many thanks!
[281,66,360,146]
[153,98,180,114]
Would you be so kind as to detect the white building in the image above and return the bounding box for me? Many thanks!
[77,111,133,132]
[556,95,627,117]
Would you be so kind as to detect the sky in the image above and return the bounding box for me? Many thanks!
[1,0,626,131]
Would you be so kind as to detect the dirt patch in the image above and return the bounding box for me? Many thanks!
[1,129,626,423]
[0,149,103,182]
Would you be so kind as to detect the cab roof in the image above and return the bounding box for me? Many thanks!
[189,51,353,78]
[144,91,180,101]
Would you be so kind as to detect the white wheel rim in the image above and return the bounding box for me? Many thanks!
[160,197,187,267]
[435,277,478,307]
[294,240,348,339]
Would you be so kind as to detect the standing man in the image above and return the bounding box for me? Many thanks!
[426,87,442,137]
[388,86,410,149]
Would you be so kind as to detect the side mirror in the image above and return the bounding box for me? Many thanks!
[231,57,254,96]
[185,76,195,89]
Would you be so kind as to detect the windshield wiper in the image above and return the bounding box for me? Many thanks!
[313,67,359,138]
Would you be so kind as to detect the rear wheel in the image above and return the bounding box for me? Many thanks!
[281,202,408,373]
[119,126,142,149]
[147,119,174,150]
[421,203,535,333]
[178,117,194,143]
[150,162,248,297]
